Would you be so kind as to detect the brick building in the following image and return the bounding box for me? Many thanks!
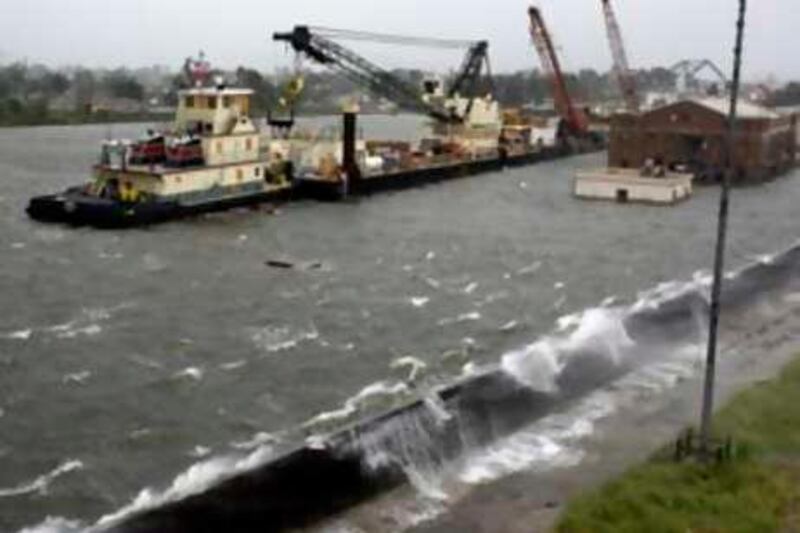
[609,98,797,183]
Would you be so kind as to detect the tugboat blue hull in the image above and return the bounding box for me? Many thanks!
[26,189,290,229]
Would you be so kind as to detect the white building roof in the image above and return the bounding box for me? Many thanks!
[690,97,780,120]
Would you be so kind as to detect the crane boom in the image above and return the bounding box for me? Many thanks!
[601,0,639,113]
[273,26,492,124]
[527,6,586,134]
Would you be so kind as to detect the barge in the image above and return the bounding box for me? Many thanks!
[26,63,602,229]
[575,165,693,204]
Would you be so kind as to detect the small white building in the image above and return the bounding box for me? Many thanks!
[574,167,693,205]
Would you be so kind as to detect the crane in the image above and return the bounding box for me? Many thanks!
[601,0,640,113]
[670,59,728,95]
[527,6,588,135]
[272,26,493,124]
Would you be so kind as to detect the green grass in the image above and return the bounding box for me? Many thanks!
[557,354,800,533]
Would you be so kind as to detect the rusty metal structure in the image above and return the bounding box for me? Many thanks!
[527,6,587,135]
[601,0,639,113]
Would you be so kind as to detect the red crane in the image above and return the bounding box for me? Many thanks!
[601,0,640,113]
[527,6,588,135]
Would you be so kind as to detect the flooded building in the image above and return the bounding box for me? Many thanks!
[609,98,797,183]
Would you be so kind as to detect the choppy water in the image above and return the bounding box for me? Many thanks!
[0,118,798,532]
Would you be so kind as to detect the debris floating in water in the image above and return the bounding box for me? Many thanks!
[266,259,294,269]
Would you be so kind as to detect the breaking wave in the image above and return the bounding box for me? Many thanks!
[250,324,319,354]
[0,460,83,499]
[21,243,800,532]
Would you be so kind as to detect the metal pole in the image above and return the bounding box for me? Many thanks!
[699,0,747,459]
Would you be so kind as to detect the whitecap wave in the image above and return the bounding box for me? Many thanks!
[251,324,319,354]
[502,307,633,392]
[303,381,410,429]
[231,432,279,451]
[409,297,430,308]
[173,367,204,381]
[18,516,85,533]
[0,460,83,499]
[438,311,481,326]
[96,446,275,530]
[458,393,613,485]
[391,356,428,382]
[219,360,247,371]
[1,328,32,340]
[62,371,91,385]
[499,320,518,332]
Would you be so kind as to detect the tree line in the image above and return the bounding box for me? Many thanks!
[0,61,797,126]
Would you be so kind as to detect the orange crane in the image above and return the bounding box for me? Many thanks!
[601,0,640,113]
[527,6,588,136]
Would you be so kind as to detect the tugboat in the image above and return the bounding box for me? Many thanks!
[26,55,293,228]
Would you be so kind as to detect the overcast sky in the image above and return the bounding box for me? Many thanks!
[0,0,797,81]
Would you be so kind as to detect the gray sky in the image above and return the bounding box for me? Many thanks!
[0,0,797,81]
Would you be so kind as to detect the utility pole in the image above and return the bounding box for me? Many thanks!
[699,0,747,460]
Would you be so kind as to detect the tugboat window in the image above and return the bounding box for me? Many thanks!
[208,97,217,109]
[223,96,232,108]
[185,96,195,108]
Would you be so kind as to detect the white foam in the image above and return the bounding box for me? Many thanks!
[11,242,26,250]
[220,360,247,371]
[499,320,518,332]
[96,446,275,529]
[44,305,127,340]
[2,328,32,340]
[174,367,204,381]
[438,311,481,326]
[231,432,279,451]
[62,371,91,385]
[189,446,212,458]
[601,296,618,307]
[423,394,452,425]
[463,282,478,295]
[503,307,633,392]
[303,381,410,428]
[459,393,615,485]
[409,297,430,308]
[554,281,565,290]
[517,261,542,276]
[18,516,85,533]
[251,324,319,354]
[391,356,428,382]
[0,460,83,499]
[425,251,436,261]
[55,324,102,339]
[461,362,478,377]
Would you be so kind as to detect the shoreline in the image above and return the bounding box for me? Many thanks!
[413,291,800,532]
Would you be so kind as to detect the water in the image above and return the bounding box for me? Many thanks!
[0,118,798,531]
